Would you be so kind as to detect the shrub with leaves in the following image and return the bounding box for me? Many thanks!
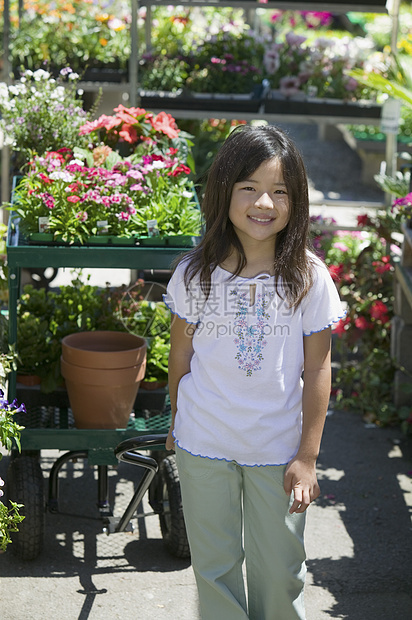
[312,218,409,430]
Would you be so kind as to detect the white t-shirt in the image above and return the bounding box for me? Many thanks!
[163,254,345,467]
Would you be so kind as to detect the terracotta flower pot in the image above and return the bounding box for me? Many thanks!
[61,331,147,429]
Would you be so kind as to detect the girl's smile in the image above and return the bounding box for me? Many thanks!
[228,158,290,248]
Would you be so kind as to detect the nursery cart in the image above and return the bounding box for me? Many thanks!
[5,213,190,561]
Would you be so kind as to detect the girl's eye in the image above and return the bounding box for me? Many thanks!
[275,189,287,195]
[241,186,255,191]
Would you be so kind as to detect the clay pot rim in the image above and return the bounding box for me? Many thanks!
[62,330,147,353]
[61,357,146,386]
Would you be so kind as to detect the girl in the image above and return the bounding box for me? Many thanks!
[163,124,345,620]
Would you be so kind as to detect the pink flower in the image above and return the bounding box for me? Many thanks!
[333,242,349,252]
[39,192,55,209]
[76,211,88,222]
[279,76,302,97]
[67,195,80,203]
[393,192,412,208]
[119,124,138,144]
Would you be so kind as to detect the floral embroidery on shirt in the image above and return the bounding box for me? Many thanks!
[232,288,271,376]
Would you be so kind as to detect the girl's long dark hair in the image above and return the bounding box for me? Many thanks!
[183,124,314,308]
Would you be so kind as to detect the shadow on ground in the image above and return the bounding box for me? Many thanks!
[0,455,190,578]
[306,409,412,619]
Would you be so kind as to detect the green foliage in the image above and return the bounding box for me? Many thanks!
[145,336,170,384]
[0,501,25,552]
[0,388,25,552]
[312,218,406,429]
[15,273,172,391]
[348,68,412,107]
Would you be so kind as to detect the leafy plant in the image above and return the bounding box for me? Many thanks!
[145,336,170,384]
[0,364,25,551]
[313,221,406,429]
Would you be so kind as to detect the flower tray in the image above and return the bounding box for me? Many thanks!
[264,92,381,119]
[139,87,264,113]
[81,68,128,83]
[27,233,201,248]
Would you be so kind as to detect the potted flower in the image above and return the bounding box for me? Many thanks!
[8,105,201,246]
[9,0,131,79]
[140,29,269,113]
[0,67,92,173]
[263,33,383,117]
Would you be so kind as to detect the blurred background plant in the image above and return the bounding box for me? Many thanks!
[311,218,407,430]
[0,67,92,172]
[7,0,131,75]
[0,346,24,552]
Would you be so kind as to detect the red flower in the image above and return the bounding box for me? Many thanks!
[355,316,373,330]
[372,255,392,274]
[357,213,370,227]
[328,263,345,283]
[333,316,350,336]
[67,195,80,203]
[39,173,52,184]
[370,301,390,323]
[168,164,191,177]
[44,151,66,163]
[150,111,180,139]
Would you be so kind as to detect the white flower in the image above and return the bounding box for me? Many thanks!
[49,171,75,182]
[50,86,66,100]
[68,159,85,167]
[152,160,167,169]
[68,73,80,80]
[33,69,51,81]
[182,191,193,199]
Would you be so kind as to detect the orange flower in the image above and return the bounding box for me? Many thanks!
[99,38,108,47]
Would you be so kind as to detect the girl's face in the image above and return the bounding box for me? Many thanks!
[228,158,290,249]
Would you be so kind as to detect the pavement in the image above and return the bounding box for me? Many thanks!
[0,407,411,620]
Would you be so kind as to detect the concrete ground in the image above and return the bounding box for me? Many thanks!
[0,407,411,620]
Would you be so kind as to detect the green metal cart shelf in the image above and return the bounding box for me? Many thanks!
[5,213,190,561]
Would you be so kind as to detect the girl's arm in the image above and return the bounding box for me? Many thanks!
[165,315,196,451]
[284,327,332,513]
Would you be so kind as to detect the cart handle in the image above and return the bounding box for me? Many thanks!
[114,433,168,465]
[111,433,168,533]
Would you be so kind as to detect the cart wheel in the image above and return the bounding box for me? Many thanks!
[158,455,190,559]
[6,455,45,561]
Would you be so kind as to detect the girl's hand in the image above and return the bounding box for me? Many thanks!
[165,426,175,451]
[283,457,320,514]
